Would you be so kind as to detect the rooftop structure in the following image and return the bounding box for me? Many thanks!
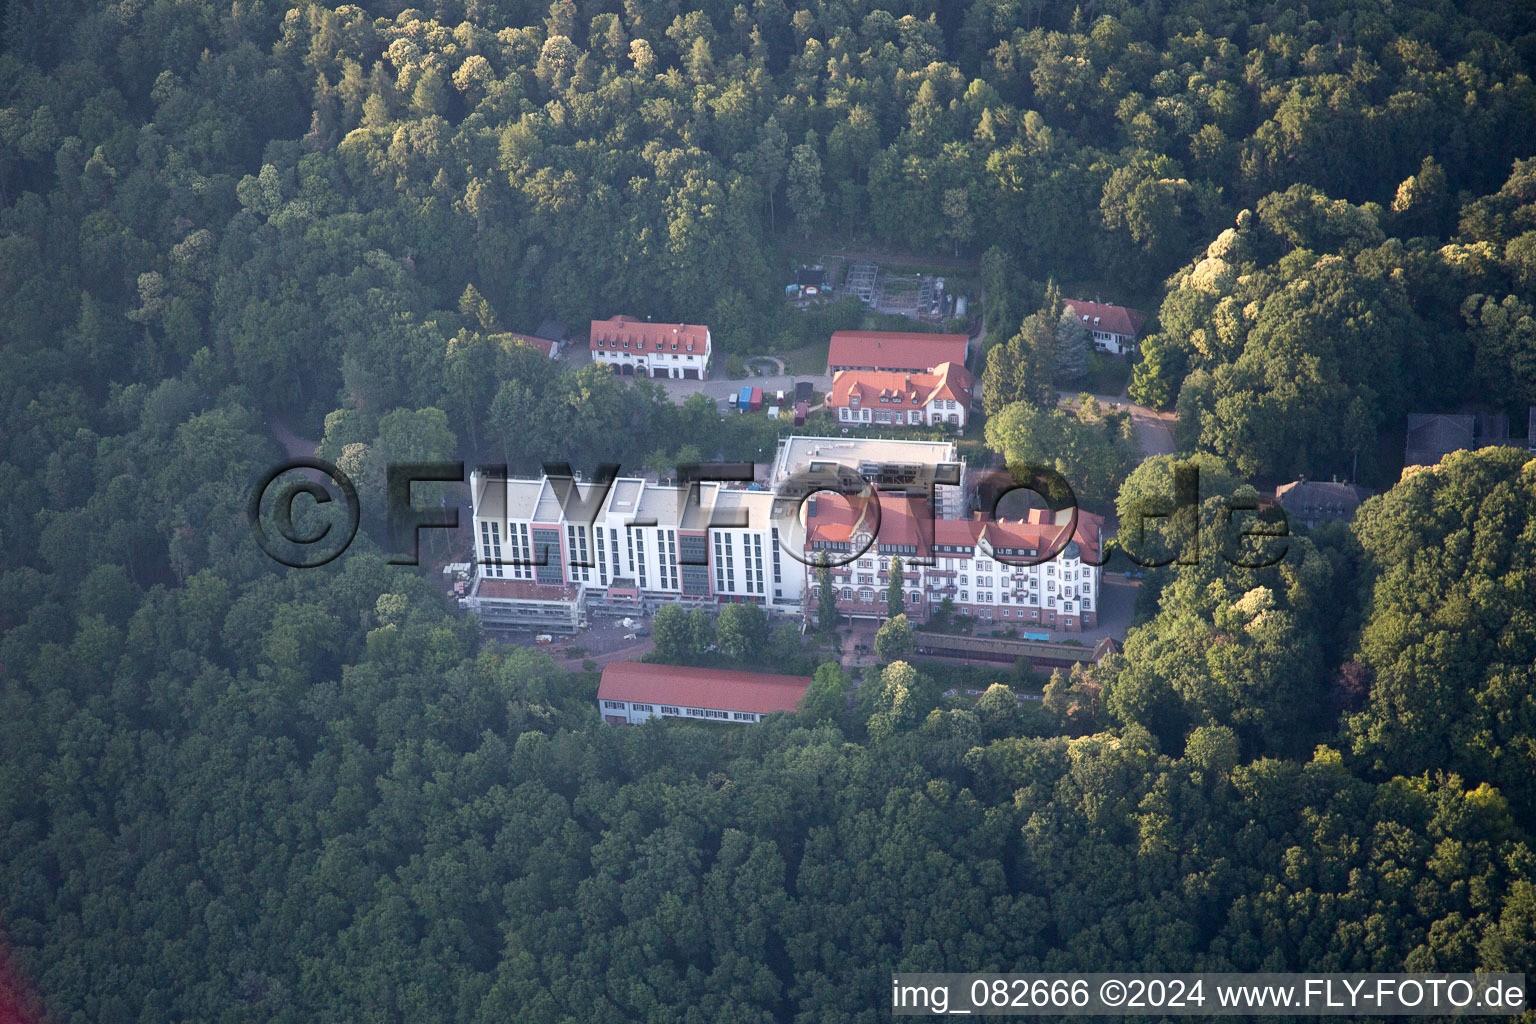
[826,330,969,375]
[589,315,711,379]
[768,435,967,518]
[802,492,1106,632]
[803,493,1104,566]
[1274,479,1373,528]
[535,318,569,343]
[1404,413,1475,467]
[1063,299,1146,355]
[500,331,560,358]
[597,661,811,725]
[828,361,975,432]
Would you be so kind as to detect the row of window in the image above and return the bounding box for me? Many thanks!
[811,587,1090,613]
[596,339,698,351]
[603,701,758,722]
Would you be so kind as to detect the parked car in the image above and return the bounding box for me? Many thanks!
[535,634,553,644]
[634,629,651,637]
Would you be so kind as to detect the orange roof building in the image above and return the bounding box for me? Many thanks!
[826,330,969,375]
[589,315,711,379]
[597,661,811,725]
[827,361,975,431]
[1063,299,1146,355]
[802,491,1105,632]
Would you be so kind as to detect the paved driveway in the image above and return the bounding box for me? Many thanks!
[653,372,832,408]
[1058,391,1178,458]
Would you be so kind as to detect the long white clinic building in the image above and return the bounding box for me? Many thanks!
[468,471,807,630]
[597,661,811,725]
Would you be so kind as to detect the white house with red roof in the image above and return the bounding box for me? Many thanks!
[597,661,811,725]
[1063,299,1145,355]
[827,362,975,431]
[589,315,711,379]
[803,492,1104,632]
[825,330,969,375]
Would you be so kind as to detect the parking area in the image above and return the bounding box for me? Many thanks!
[486,611,656,668]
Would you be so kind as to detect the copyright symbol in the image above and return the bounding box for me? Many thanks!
[249,457,360,568]
[1100,980,1126,1007]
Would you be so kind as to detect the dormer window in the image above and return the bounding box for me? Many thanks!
[623,340,630,348]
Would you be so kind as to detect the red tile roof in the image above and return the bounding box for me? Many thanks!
[504,332,555,357]
[826,331,969,373]
[827,362,973,411]
[803,493,1103,563]
[589,316,709,353]
[598,661,811,714]
[1063,299,1145,339]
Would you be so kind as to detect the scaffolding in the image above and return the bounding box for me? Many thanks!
[844,261,878,304]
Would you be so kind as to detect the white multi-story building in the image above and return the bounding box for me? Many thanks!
[466,436,1098,636]
[589,316,711,379]
[467,471,804,630]
[803,493,1104,633]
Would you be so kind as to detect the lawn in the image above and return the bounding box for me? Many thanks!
[777,335,832,376]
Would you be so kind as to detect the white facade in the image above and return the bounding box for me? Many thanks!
[1090,327,1135,355]
[468,472,806,620]
[598,699,764,725]
[836,397,967,430]
[589,318,711,379]
[811,538,1100,631]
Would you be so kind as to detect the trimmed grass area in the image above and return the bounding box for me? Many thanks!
[777,335,832,377]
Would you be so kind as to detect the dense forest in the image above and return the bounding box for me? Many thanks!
[3,0,1536,1021]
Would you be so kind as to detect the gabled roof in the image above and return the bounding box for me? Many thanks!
[503,332,556,357]
[1063,299,1146,339]
[803,493,1103,563]
[535,318,568,342]
[589,316,709,353]
[826,331,968,372]
[1405,413,1474,466]
[1274,480,1372,516]
[598,661,811,714]
[827,362,974,411]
